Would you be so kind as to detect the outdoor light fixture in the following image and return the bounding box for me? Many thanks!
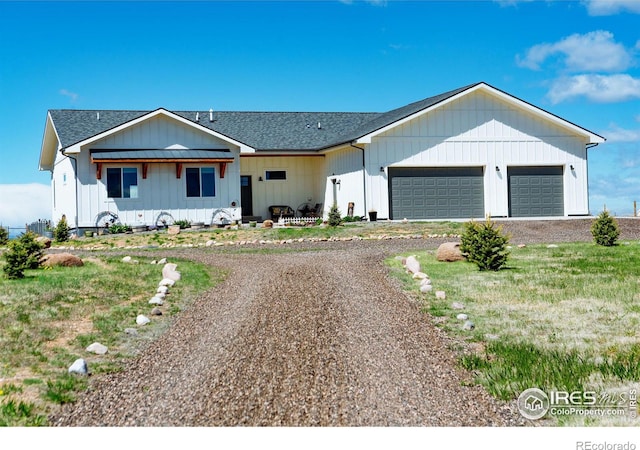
[258,176,263,181]
[380,166,385,172]
[495,166,500,172]
[570,165,575,170]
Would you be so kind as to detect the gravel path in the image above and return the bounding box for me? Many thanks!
[50,219,640,426]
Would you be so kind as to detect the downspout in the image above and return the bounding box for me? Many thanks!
[61,149,79,236]
[585,142,599,216]
[350,143,367,216]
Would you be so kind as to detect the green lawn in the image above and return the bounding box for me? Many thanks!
[387,241,640,426]
[0,255,220,426]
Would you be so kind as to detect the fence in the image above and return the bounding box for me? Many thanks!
[1,219,52,239]
[281,217,320,226]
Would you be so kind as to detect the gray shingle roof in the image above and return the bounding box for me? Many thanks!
[49,83,482,152]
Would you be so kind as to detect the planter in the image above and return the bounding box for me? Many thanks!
[167,225,181,235]
[249,221,257,228]
[368,211,378,222]
[44,231,53,239]
[84,231,94,238]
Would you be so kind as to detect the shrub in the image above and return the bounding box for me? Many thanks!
[591,210,620,247]
[54,215,70,242]
[327,204,342,227]
[174,219,191,229]
[0,226,8,245]
[460,217,510,271]
[107,223,132,234]
[2,232,44,279]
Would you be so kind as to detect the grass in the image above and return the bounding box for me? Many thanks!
[0,254,220,426]
[387,241,640,425]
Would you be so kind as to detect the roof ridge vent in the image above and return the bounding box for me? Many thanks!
[97,112,100,121]
[195,112,199,121]
[209,108,214,122]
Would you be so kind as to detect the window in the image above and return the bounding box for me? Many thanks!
[186,167,215,197]
[107,168,138,198]
[265,170,286,180]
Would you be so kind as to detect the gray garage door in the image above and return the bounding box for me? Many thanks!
[508,166,564,217]
[388,167,484,220]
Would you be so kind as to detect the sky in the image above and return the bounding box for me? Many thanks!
[0,0,639,229]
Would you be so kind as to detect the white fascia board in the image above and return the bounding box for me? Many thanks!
[355,83,605,145]
[68,108,255,153]
[38,112,62,171]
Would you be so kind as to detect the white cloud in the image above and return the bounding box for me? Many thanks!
[0,184,51,229]
[517,30,633,72]
[584,0,640,15]
[547,74,640,103]
[59,88,79,102]
[601,124,640,142]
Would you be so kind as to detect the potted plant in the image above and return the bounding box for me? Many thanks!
[368,209,377,222]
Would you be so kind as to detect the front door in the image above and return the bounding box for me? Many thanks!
[241,175,253,216]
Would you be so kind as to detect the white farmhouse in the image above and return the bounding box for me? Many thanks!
[38,82,604,232]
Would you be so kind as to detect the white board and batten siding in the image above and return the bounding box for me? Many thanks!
[240,155,325,220]
[323,146,366,217]
[365,90,590,219]
[67,115,242,228]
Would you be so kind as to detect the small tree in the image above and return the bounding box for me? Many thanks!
[54,215,70,242]
[327,204,342,227]
[0,226,8,245]
[460,217,510,271]
[3,232,44,279]
[591,210,620,246]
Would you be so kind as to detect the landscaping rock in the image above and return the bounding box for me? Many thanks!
[36,236,52,249]
[436,242,465,262]
[420,284,433,293]
[157,286,169,294]
[412,271,428,280]
[149,297,164,305]
[168,225,181,235]
[122,256,132,263]
[404,256,421,274]
[547,244,559,248]
[41,253,84,267]
[151,307,163,316]
[162,263,181,282]
[86,342,108,355]
[452,302,465,310]
[68,358,89,375]
[136,315,151,326]
[435,291,446,300]
[456,313,469,321]
[124,328,138,336]
[420,278,431,286]
[462,320,475,331]
[158,258,167,265]
[159,278,176,287]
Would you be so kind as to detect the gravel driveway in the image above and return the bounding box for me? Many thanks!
[50,219,640,426]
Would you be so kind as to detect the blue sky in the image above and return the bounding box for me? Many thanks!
[1,0,639,228]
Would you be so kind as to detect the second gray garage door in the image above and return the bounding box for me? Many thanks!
[508,166,564,217]
[388,167,484,220]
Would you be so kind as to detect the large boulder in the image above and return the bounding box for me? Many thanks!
[436,242,465,262]
[41,253,84,267]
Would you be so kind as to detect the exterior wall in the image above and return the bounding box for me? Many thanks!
[51,150,78,227]
[365,90,589,218]
[67,116,242,228]
[323,145,366,217]
[239,155,325,220]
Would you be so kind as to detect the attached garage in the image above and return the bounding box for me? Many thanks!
[508,166,564,217]
[388,167,484,220]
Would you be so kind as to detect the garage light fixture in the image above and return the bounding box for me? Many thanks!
[495,166,500,172]
[380,166,385,173]
[570,165,575,171]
